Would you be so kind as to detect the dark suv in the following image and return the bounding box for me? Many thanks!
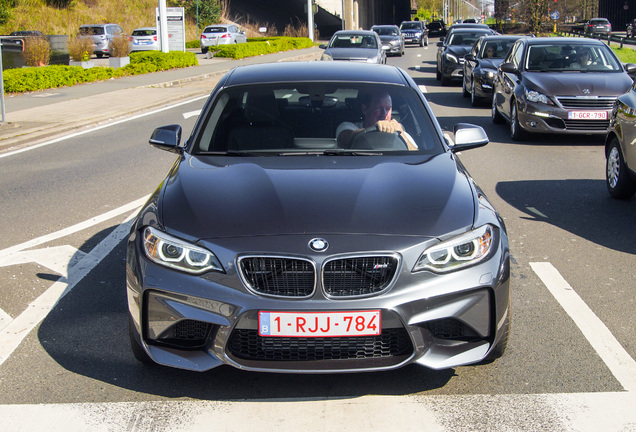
[584,18,612,35]
[399,21,428,46]
[427,20,447,37]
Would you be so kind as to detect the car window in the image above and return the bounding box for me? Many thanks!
[374,27,398,36]
[79,26,104,36]
[448,31,485,46]
[331,34,377,49]
[193,83,443,155]
[525,43,622,71]
[132,29,156,36]
[480,40,509,59]
[400,22,421,30]
[205,27,227,33]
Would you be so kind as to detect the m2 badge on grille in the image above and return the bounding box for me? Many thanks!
[259,310,381,337]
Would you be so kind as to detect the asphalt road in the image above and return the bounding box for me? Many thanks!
[0,43,634,431]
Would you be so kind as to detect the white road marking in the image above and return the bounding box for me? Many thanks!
[0,198,145,367]
[0,196,148,260]
[183,109,201,119]
[526,206,548,218]
[0,392,635,431]
[0,308,11,332]
[0,95,209,160]
[531,262,636,392]
[0,245,85,277]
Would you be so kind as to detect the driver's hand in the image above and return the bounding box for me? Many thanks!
[376,119,403,134]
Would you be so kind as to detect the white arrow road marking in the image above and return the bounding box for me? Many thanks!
[183,109,201,119]
[0,308,11,333]
[0,198,146,367]
[0,245,86,277]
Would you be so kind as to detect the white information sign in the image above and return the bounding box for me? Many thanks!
[155,7,185,52]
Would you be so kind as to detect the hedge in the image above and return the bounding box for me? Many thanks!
[211,37,313,59]
[3,51,198,93]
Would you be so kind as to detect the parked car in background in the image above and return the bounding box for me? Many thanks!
[78,23,124,57]
[584,18,612,35]
[605,80,636,199]
[200,24,247,54]
[463,35,522,106]
[320,30,386,63]
[399,20,428,46]
[129,27,159,52]
[126,60,511,374]
[436,27,497,86]
[9,30,44,37]
[427,20,447,37]
[371,24,404,56]
[491,37,636,140]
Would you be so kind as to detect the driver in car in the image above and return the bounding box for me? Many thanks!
[336,91,418,150]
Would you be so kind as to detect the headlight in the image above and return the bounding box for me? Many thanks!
[413,225,495,273]
[444,53,458,63]
[367,56,380,63]
[142,227,224,274]
[524,88,554,105]
[321,53,333,61]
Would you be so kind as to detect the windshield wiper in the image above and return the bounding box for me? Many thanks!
[323,150,382,156]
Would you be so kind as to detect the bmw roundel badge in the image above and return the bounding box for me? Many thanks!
[308,238,329,252]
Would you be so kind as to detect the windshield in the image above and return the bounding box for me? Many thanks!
[204,27,228,33]
[330,34,377,49]
[374,27,399,36]
[525,44,622,72]
[448,31,489,46]
[400,23,421,30]
[480,40,514,59]
[193,83,443,156]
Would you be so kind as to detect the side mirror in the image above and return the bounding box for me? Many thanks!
[449,123,489,152]
[464,53,476,62]
[149,124,183,153]
[624,63,636,77]
[319,43,327,49]
[381,45,390,51]
[499,62,518,74]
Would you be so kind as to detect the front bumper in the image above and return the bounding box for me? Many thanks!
[127,231,511,373]
[515,98,612,135]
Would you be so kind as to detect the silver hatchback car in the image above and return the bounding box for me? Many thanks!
[199,24,247,53]
[129,27,159,52]
[78,23,124,57]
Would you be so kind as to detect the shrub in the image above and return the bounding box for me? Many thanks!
[23,36,52,67]
[68,37,94,61]
[110,33,131,57]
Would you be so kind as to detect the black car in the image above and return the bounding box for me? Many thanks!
[436,27,497,86]
[605,79,636,199]
[126,61,511,373]
[463,35,522,106]
[584,18,612,35]
[491,37,636,140]
[427,20,446,37]
[400,20,428,46]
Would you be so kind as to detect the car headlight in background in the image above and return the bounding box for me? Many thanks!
[142,227,224,274]
[414,225,495,273]
[524,88,554,105]
[367,56,381,63]
[321,53,334,61]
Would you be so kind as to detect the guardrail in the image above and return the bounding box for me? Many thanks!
[559,28,636,49]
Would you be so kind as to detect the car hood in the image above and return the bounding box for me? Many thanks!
[478,58,503,70]
[523,72,633,96]
[324,47,379,60]
[378,35,400,43]
[446,46,471,58]
[160,154,476,239]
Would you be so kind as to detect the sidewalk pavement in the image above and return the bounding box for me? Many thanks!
[0,47,322,154]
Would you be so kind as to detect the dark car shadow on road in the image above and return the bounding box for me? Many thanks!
[35,229,455,402]
[496,179,636,255]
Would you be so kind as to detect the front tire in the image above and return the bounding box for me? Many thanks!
[201,46,208,54]
[491,95,505,124]
[510,102,527,141]
[606,138,636,199]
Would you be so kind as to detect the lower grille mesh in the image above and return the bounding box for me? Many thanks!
[228,328,412,361]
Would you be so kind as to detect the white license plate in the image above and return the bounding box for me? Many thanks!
[568,111,607,120]
[259,310,381,337]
